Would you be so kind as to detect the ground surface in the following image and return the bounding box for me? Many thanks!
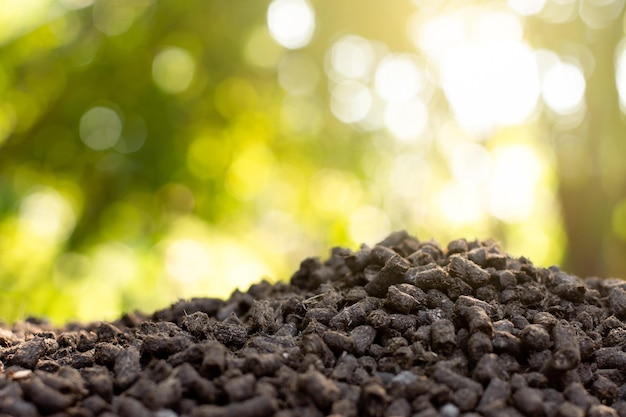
[1,230,626,416]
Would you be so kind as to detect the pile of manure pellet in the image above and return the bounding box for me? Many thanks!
[2,230,626,417]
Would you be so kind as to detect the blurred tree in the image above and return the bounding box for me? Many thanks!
[527,7,626,278]
[0,0,625,322]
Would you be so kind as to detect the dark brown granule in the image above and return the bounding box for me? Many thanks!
[4,230,626,416]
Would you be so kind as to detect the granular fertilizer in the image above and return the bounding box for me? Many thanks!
[1,231,626,417]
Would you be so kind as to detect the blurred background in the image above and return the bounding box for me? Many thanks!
[1,0,626,323]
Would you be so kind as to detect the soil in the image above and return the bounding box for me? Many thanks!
[2,230,626,416]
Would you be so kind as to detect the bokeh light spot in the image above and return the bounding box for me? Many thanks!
[508,0,546,15]
[244,25,285,70]
[79,106,123,151]
[330,81,372,123]
[441,42,539,135]
[92,0,148,36]
[450,143,492,187]
[579,0,625,29]
[615,39,626,114]
[267,0,315,49]
[541,61,586,114]
[415,13,465,65]
[384,99,428,141]
[19,186,76,242]
[438,181,484,225]
[538,0,578,24]
[375,54,424,103]
[152,47,196,94]
[0,0,51,45]
[488,144,542,221]
[388,154,431,199]
[165,239,210,284]
[328,35,376,81]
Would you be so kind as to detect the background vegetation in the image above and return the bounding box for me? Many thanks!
[1,0,626,323]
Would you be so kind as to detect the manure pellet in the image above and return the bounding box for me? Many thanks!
[5,231,626,416]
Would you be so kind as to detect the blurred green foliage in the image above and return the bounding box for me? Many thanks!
[1,0,626,323]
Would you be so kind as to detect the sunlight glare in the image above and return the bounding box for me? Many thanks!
[440,42,539,135]
[19,187,76,242]
[541,61,586,114]
[0,0,52,45]
[450,143,492,187]
[267,0,315,49]
[388,154,430,199]
[476,11,524,42]
[375,54,424,103]
[615,39,626,114]
[487,145,542,221]
[384,99,428,141]
[437,181,484,225]
[508,0,547,16]
[415,13,465,66]
[165,239,210,284]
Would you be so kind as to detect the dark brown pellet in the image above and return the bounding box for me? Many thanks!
[298,367,340,410]
[430,319,456,354]
[2,232,626,416]
[362,383,388,417]
[432,365,483,395]
[513,387,544,416]
[554,401,585,417]
[364,256,411,298]
[113,346,141,390]
[386,285,425,314]
[446,239,469,255]
[588,405,619,417]
[477,378,510,414]
[192,396,279,417]
[550,320,581,372]
[10,338,47,370]
[21,377,75,414]
[608,287,626,318]
[350,325,376,356]
[467,332,493,361]
[520,324,551,351]
[459,305,494,336]
[411,266,450,291]
[590,375,618,403]
[448,255,490,288]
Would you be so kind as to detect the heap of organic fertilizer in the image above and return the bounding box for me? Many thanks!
[2,231,626,417]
